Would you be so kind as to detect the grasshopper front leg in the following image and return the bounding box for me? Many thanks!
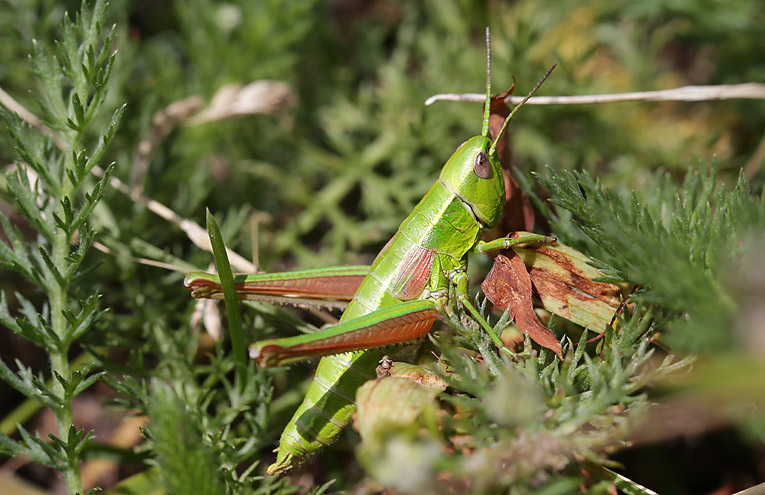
[447,233,557,359]
[473,232,557,254]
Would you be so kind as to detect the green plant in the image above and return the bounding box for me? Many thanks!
[533,165,765,352]
[0,1,121,493]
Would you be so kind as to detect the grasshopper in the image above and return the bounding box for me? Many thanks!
[185,30,556,475]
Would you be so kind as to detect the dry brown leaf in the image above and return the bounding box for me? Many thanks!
[482,248,563,357]
[513,241,624,331]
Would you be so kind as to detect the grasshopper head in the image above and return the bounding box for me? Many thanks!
[435,28,555,230]
[439,135,505,228]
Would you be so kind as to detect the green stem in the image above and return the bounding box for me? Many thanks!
[50,352,83,495]
[49,191,84,495]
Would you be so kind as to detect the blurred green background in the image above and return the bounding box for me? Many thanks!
[2,0,763,269]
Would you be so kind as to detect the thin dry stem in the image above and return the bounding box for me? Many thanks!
[92,241,191,272]
[425,82,765,106]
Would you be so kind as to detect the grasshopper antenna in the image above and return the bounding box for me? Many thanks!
[481,27,491,138]
[489,62,557,157]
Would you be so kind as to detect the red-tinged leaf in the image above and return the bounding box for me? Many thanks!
[488,86,535,233]
[512,241,625,332]
[482,249,563,357]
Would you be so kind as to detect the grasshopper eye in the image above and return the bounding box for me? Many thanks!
[473,151,492,179]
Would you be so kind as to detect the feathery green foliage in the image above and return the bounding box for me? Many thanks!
[356,295,697,494]
[147,379,227,495]
[0,1,120,493]
[534,165,765,352]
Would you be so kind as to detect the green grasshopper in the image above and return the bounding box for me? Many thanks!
[185,31,556,475]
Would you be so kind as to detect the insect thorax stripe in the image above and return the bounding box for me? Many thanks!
[325,353,374,379]
[310,370,357,403]
[300,401,348,430]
